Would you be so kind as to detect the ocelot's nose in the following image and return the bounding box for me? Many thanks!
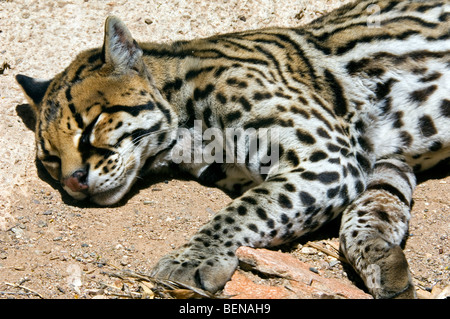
[62,169,89,193]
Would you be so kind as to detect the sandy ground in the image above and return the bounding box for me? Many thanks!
[0,0,448,299]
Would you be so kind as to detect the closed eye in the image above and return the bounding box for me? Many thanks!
[42,155,61,165]
[79,116,98,150]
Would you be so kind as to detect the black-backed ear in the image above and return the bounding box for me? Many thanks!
[102,16,143,73]
[16,74,51,109]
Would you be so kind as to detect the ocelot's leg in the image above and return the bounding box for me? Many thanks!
[339,157,416,299]
[151,168,350,292]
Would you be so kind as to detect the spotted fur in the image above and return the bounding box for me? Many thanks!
[17,0,449,298]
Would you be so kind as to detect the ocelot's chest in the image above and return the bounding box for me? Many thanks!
[170,122,279,195]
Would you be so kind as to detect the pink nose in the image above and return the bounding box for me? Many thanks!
[62,170,89,193]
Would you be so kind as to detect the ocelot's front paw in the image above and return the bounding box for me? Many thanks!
[151,245,238,293]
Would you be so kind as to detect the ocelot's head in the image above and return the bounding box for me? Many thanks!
[16,17,178,205]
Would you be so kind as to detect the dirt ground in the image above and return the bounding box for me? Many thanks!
[0,0,448,299]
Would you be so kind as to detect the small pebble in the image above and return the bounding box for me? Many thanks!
[38,220,47,228]
[309,267,319,274]
[300,247,316,255]
[329,260,340,267]
[10,227,25,238]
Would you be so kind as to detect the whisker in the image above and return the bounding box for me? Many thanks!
[130,127,175,146]
[112,127,177,173]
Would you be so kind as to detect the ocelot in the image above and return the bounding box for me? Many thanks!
[16,0,449,298]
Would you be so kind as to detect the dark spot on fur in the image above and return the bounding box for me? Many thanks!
[310,151,328,162]
[237,206,248,215]
[299,191,316,206]
[256,208,268,220]
[248,223,259,233]
[286,149,300,166]
[279,194,293,209]
[410,85,437,103]
[296,129,316,145]
[418,115,437,137]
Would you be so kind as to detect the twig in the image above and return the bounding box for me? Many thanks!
[104,290,142,299]
[304,241,348,264]
[0,291,36,297]
[5,282,44,299]
[102,269,219,299]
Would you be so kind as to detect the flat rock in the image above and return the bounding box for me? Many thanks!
[223,247,372,299]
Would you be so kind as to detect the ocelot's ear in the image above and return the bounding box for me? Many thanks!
[15,74,51,111]
[102,16,144,74]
